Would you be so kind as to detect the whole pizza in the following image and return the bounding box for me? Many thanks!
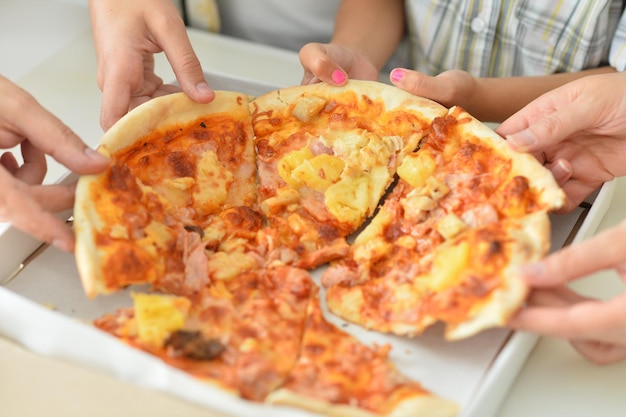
[73,80,565,417]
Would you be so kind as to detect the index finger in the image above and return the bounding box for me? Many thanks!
[299,43,348,86]
[0,82,109,175]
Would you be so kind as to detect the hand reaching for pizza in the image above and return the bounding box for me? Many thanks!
[497,72,626,213]
[508,220,626,365]
[0,75,109,251]
[88,0,215,131]
[299,42,379,85]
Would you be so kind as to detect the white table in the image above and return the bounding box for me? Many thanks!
[2,1,626,416]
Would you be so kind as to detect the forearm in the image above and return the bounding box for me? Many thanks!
[469,66,618,123]
[331,0,404,71]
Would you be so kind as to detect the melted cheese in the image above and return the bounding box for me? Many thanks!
[193,150,233,216]
[428,241,470,291]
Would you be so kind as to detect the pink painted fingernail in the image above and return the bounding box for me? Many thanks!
[390,68,405,82]
[331,69,346,85]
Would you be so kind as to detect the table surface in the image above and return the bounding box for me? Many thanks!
[2,1,626,417]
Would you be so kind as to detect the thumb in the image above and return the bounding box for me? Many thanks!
[157,26,214,103]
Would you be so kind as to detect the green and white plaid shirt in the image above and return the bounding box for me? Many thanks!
[405,0,626,76]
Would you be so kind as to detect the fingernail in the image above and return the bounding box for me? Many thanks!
[331,69,346,85]
[390,68,405,82]
[519,262,546,282]
[550,159,571,183]
[52,238,73,253]
[506,130,537,150]
[84,147,109,163]
[196,81,212,95]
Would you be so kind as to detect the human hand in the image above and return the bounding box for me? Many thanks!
[497,72,626,213]
[299,42,379,86]
[508,220,626,365]
[0,76,109,251]
[388,68,478,109]
[89,0,214,131]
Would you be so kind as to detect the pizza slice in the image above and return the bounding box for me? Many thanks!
[250,80,447,269]
[266,289,458,417]
[94,265,314,401]
[322,106,566,340]
[74,92,260,297]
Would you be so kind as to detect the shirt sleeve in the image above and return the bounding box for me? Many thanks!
[609,12,626,71]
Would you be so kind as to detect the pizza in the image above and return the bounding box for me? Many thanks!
[95,266,314,401]
[250,82,446,269]
[73,80,565,417]
[74,91,262,297]
[322,107,565,340]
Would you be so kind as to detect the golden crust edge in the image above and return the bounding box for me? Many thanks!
[252,80,448,121]
[444,211,551,340]
[101,91,251,153]
[74,170,110,298]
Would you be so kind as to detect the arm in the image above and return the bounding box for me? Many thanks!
[468,66,617,122]
[389,65,617,123]
[331,0,405,71]
[299,0,404,85]
[0,75,109,251]
[89,0,214,131]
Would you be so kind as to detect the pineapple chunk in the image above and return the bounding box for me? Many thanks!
[207,252,258,281]
[353,208,393,247]
[132,293,191,347]
[397,151,437,189]
[404,195,437,212]
[292,95,327,122]
[436,213,468,240]
[367,166,391,209]
[353,236,394,264]
[291,154,345,192]
[429,240,471,291]
[278,148,314,188]
[325,176,370,226]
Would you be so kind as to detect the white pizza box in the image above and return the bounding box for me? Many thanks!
[0,71,617,416]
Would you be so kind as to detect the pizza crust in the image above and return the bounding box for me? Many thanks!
[252,79,447,123]
[444,211,549,340]
[101,91,252,153]
[266,388,459,417]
